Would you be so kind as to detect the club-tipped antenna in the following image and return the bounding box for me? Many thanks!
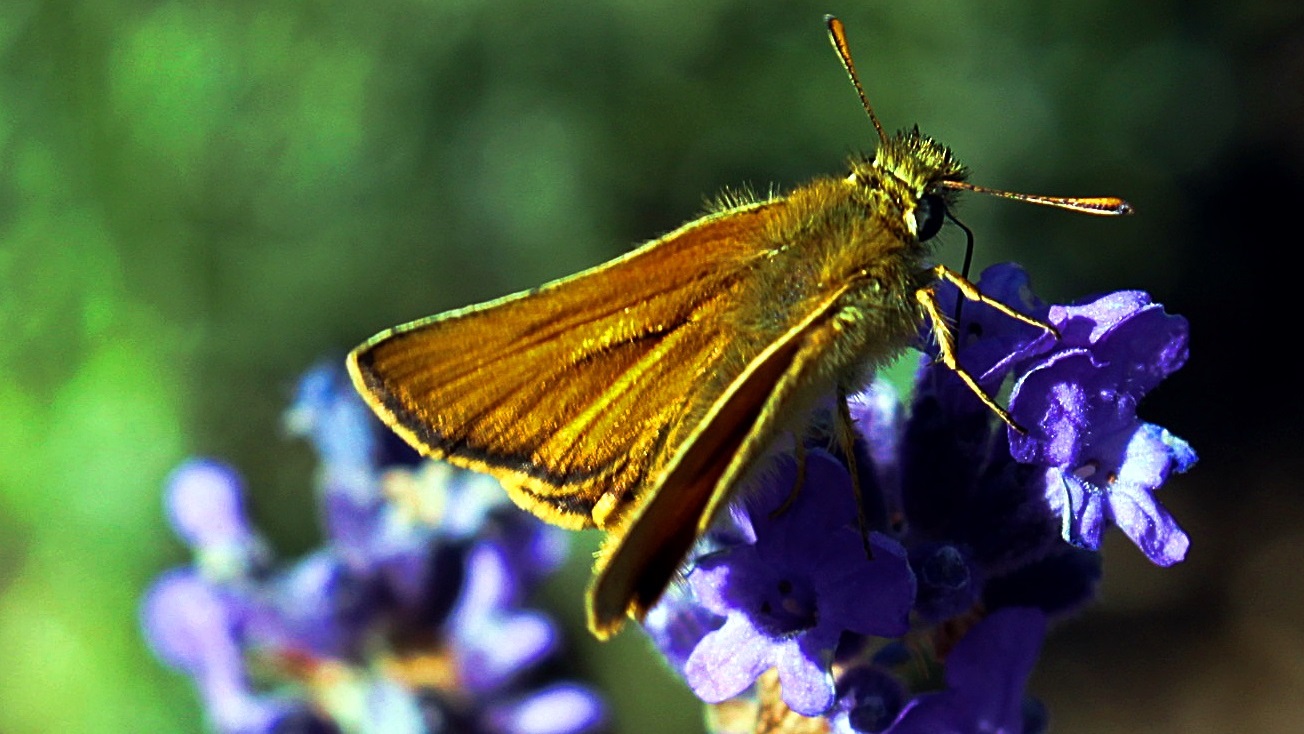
[826,15,889,148]
[939,180,1134,216]
[824,16,1134,217]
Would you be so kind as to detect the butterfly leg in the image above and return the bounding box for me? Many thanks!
[930,264,1059,337]
[835,384,873,557]
[915,285,1024,433]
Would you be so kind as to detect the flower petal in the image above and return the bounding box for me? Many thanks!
[684,615,772,703]
[1107,480,1190,566]
[140,569,240,676]
[779,634,836,716]
[485,683,606,734]
[1055,471,1106,550]
[165,460,255,550]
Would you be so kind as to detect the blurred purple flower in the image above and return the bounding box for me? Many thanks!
[163,460,269,581]
[141,569,327,733]
[141,363,605,734]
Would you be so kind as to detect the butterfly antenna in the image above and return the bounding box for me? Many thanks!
[825,15,888,148]
[939,180,1134,216]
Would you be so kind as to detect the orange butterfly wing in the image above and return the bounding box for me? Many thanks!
[348,199,786,530]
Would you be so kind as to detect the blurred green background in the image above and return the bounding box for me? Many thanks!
[2,0,1301,731]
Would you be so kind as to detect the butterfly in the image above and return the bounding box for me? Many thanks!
[347,16,1131,638]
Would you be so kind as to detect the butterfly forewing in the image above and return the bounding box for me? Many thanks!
[348,200,785,529]
[587,279,858,636]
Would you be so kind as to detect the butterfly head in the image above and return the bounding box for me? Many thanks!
[845,127,968,243]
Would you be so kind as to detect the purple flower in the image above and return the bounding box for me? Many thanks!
[910,543,982,623]
[253,549,380,659]
[883,607,1047,734]
[982,547,1101,617]
[141,570,327,733]
[1008,291,1196,565]
[141,363,606,734]
[164,460,270,580]
[676,450,915,716]
[898,390,1060,579]
[641,263,1192,731]
[484,684,607,734]
[640,584,723,672]
[847,381,906,529]
[828,665,909,734]
[446,542,558,695]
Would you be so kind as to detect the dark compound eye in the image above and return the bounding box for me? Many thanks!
[916,193,946,241]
